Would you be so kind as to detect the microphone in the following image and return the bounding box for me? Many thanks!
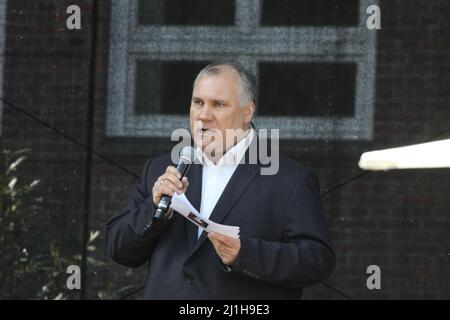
[153,146,195,220]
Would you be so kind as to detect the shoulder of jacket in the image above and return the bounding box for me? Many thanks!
[150,152,174,165]
[142,152,175,174]
[278,154,312,175]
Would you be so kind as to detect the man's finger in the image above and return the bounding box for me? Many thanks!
[208,233,227,251]
[209,235,235,256]
[208,235,221,252]
[166,166,182,179]
[159,186,177,197]
[164,172,183,189]
[209,239,230,259]
[181,177,189,193]
[209,232,237,248]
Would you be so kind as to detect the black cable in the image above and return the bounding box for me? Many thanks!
[320,282,354,300]
[117,286,144,300]
[424,127,450,142]
[0,97,139,179]
[321,171,370,198]
[321,126,450,199]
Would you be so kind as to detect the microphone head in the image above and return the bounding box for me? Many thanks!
[179,146,195,164]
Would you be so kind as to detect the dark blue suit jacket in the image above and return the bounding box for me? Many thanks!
[106,142,335,299]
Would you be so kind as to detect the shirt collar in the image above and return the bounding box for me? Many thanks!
[195,128,255,166]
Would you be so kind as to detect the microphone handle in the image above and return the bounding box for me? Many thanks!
[153,161,191,220]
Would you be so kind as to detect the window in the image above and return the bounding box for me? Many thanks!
[107,0,377,140]
[138,0,235,26]
[258,62,357,117]
[134,60,209,115]
[261,0,359,26]
[0,0,7,136]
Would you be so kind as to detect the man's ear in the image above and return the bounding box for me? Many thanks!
[244,101,255,125]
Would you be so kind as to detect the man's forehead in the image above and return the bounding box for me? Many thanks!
[197,66,240,85]
[193,71,240,98]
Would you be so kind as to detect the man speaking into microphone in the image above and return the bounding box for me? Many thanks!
[106,61,335,299]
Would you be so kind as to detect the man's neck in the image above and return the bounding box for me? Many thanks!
[203,128,251,165]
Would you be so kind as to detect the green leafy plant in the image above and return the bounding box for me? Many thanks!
[0,149,140,299]
[0,149,46,298]
[0,149,83,299]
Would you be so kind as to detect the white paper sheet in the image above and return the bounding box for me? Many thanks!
[169,193,240,239]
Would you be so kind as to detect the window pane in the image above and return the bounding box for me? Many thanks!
[138,0,235,26]
[258,62,356,117]
[135,60,208,115]
[261,0,359,26]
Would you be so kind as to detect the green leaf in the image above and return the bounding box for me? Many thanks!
[89,230,100,243]
[8,177,17,190]
[29,180,40,189]
[8,156,26,172]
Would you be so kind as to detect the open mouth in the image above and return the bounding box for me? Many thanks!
[200,128,214,134]
[198,128,216,143]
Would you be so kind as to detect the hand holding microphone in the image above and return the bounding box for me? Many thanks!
[152,146,194,220]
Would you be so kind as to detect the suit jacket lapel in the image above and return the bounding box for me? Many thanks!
[183,163,203,251]
[187,139,262,258]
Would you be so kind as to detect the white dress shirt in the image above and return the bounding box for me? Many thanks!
[196,129,255,238]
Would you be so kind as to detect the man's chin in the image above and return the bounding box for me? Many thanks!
[192,137,209,149]
[196,141,213,151]
[194,135,216,148]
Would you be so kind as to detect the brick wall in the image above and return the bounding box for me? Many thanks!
[1,0,449,299]
[2,0,95,266]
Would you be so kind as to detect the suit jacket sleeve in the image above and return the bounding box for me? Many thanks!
[230,169,336,288]
[106,159,171,268]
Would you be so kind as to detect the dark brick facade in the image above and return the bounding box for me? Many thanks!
[1,0,449,299]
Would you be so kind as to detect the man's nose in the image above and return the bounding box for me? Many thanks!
[198,105,213,120]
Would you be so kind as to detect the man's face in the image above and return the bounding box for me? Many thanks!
[189,69,254,156]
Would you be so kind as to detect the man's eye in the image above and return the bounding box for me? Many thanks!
[193,100,203,106]
[215,102,225,108]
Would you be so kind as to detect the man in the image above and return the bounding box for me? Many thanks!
[106,61,335,299]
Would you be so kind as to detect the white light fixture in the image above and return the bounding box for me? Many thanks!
[359,139,450,171]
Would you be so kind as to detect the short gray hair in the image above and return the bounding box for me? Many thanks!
[193,61,257,107]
